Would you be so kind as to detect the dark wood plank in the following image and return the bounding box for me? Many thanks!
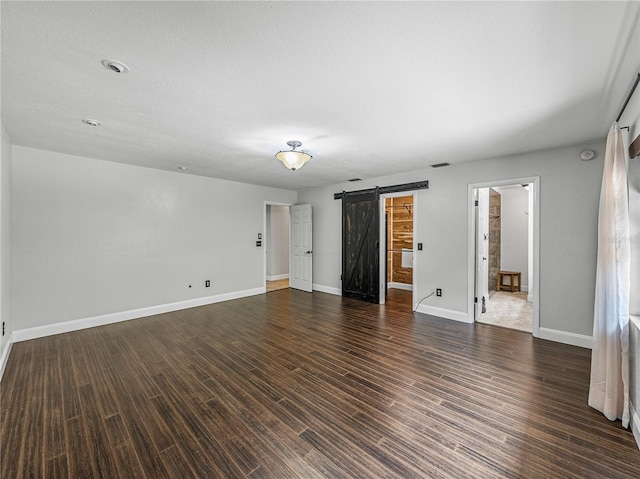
[2,288,639,478]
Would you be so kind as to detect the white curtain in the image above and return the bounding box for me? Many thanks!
[589,122,631,427]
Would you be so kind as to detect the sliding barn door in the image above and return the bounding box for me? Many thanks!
[342,190,379,303]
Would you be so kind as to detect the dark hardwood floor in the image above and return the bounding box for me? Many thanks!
[2,289,639,478]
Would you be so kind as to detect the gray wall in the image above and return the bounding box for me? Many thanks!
[11,146,297,331]
[298,141,604,338]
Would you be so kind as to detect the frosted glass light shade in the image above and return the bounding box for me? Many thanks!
[276,150,311,170]
[275,141,312,170]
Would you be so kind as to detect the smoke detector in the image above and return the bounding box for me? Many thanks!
[101,59,129,74]
[579,149,596,161]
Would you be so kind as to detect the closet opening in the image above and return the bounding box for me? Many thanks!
[379,193,416,311]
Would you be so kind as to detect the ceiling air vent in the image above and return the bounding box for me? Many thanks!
[101,59,130,74]
[430,162,450,168]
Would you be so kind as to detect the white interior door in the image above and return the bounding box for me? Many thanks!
[474,189,489,320]
[290,204,313,292]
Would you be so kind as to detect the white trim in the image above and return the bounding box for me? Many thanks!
[388,282,413,291]
[12,287,265,343]
[538,327,592,349]
[0,335,14,382]
[467,176,540,337]
[631,316,640,450]
[266,274,289,281]
[312,284,341,296]
[415,304,471,323]
[631,402,640,451]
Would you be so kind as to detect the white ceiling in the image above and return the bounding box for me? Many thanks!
[2,1,639,190]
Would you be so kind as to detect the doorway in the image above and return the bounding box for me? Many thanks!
[264,203,291,292]
[468,178,539,336]
[379,193,416,311]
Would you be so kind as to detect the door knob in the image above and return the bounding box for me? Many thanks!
[306,251,312,254]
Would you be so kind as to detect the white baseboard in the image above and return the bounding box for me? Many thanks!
[266,274,289,281]
[632,402,640,451]
[12,287,265,343]
[312,284,341,296]
[0,335,14,382]
[415,304,471,323]
[538,327,592,349]
[388,282,413,291]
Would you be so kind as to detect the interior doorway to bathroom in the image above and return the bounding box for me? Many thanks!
[469,178,539,335]
[265,203,291,292]
[379,194,415,311]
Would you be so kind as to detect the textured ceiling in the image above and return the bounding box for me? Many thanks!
[2,1,639,190]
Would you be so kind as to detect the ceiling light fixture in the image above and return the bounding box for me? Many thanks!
[101,59,129,74]
[275,140,312,171]
[82,119,101,127]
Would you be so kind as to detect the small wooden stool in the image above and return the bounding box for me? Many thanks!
[497,270,521,292]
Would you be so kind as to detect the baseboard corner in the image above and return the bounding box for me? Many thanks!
[415,304,471,323]
[312,284,342,296]
[538,327,592,349]
[387,282,413,292]
[266,274,289,281]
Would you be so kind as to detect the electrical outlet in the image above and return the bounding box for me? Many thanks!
[205,280,210,287]
[436,288,442,297]
[417,243,423,251]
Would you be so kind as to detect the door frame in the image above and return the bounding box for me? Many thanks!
[474,187,490,321]
[379,192,418,306]
[467,177,540,337]
[263,201,294,291]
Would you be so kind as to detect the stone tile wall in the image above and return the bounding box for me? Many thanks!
[489,188,501,291]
